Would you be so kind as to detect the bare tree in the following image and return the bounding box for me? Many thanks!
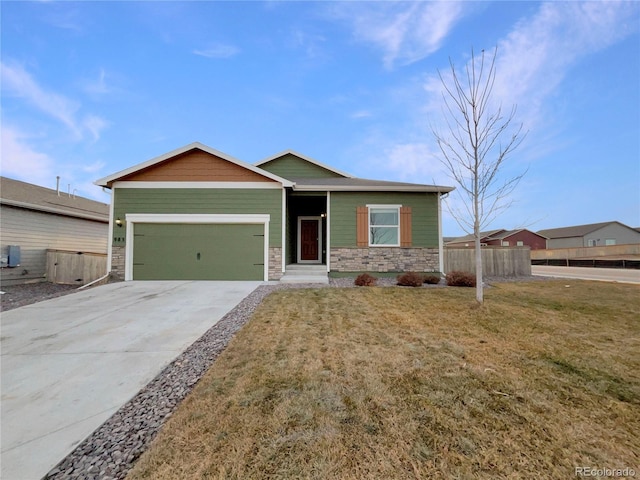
[432,47,526,303]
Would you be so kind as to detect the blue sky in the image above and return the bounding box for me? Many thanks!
[2,1,639,236]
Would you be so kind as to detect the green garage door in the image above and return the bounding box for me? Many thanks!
[133,223,265,280]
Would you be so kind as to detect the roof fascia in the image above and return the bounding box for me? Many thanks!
[255,149,354,178]
[291,184,455,193]
[95,142,293,188]
[0,198,109,222]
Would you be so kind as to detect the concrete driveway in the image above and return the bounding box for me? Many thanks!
[1,280,261,480]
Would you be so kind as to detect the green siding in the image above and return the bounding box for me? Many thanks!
[133,223,264,280]
[260,154,345,179]
[112,188,282,247]
[330,192,439,247]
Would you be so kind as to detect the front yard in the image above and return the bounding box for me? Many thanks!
[128,280,639,479]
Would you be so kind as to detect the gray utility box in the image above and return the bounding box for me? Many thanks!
[8,245,21,267]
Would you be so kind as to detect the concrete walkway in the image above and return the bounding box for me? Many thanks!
[532,265,640,284]
[1,280,261,480]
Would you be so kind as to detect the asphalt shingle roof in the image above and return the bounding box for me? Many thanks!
[0,176,109,222]
[537,222,620,239]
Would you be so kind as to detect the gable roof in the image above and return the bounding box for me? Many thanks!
[291,177,454,193]
[487,229,548,240]
[95,142,293,188]
[446,229,506,244]
[95,142,454,194]
[537,221,633,239]
[0,177,109,222]
[255,150,353,178]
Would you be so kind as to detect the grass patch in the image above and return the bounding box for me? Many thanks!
[127,280,640,479]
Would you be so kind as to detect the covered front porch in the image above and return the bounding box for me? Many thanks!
[285,190,328,266]
[280,190,329,283]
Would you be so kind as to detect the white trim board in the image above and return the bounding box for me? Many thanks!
[112,181,283,189]
[124,213,270,281]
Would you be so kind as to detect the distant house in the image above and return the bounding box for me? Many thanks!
[446,229,547,250]
[537,221,640,249]
[0,177,109,286]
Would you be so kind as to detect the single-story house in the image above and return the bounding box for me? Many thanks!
[537,221,640,249]
[0,176,109,286]
[446,229,547,250]
[95,142,454,281]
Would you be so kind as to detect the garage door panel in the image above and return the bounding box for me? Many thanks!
[133,223,264,280]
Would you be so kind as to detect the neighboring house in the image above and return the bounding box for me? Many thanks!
[95,142,454,281]
[446,229,547,250]
[446,229,505,248]
[537,221,640,249]
[0,177,109,286]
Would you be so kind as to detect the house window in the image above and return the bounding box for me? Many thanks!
[516,240,524,246]
[605,239,616,246]
[502,241,510,246]
[368,206,400,246]
[588,239,597,247]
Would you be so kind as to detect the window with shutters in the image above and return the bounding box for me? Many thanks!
[368,205,400,246]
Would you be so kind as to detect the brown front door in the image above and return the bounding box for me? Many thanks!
[300,219,319,261]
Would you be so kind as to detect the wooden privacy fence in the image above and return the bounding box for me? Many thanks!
[444,246,531,277]
[46,249,107,285]
[530,244,640,260]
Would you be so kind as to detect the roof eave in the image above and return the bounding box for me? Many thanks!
[0,198,109,222]
[291,185,455,193]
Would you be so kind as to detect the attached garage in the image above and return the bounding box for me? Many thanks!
[125,214,270,281]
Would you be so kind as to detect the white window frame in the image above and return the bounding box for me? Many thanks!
[367,204,401,247]
[501,241,510,247]
[605,239,616,246]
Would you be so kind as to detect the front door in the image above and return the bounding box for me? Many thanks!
[298,217,321,263]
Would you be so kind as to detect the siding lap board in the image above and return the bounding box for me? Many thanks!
[113,188,282,246]
[330,192,438,248]
[259,154,345,179]
[0,205,108,285]
[120,150,275,183]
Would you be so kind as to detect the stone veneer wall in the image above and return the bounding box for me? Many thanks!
[268,247,283,280]
[110,245,282,281]
[110,246,126,280]
[330,247,440,273]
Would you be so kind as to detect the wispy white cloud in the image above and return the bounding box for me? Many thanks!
[83,115,109,142]
[331,2,468,69]
[82,68,111,96]
[350,110,373,120]
[1,61,109,141]
[383,142,448,182]
[290,28,328,61]
[425,1,640,132]
[193,43,240,59]
[0,126,55,185]
[349,1,639,234]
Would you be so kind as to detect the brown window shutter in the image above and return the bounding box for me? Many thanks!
[356,206,368,247]
[400,206,412,247]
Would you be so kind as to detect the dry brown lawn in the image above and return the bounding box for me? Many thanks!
[127,280,639,479]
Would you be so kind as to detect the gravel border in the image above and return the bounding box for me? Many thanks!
[43,276,540,479]
[0,283,80,312]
